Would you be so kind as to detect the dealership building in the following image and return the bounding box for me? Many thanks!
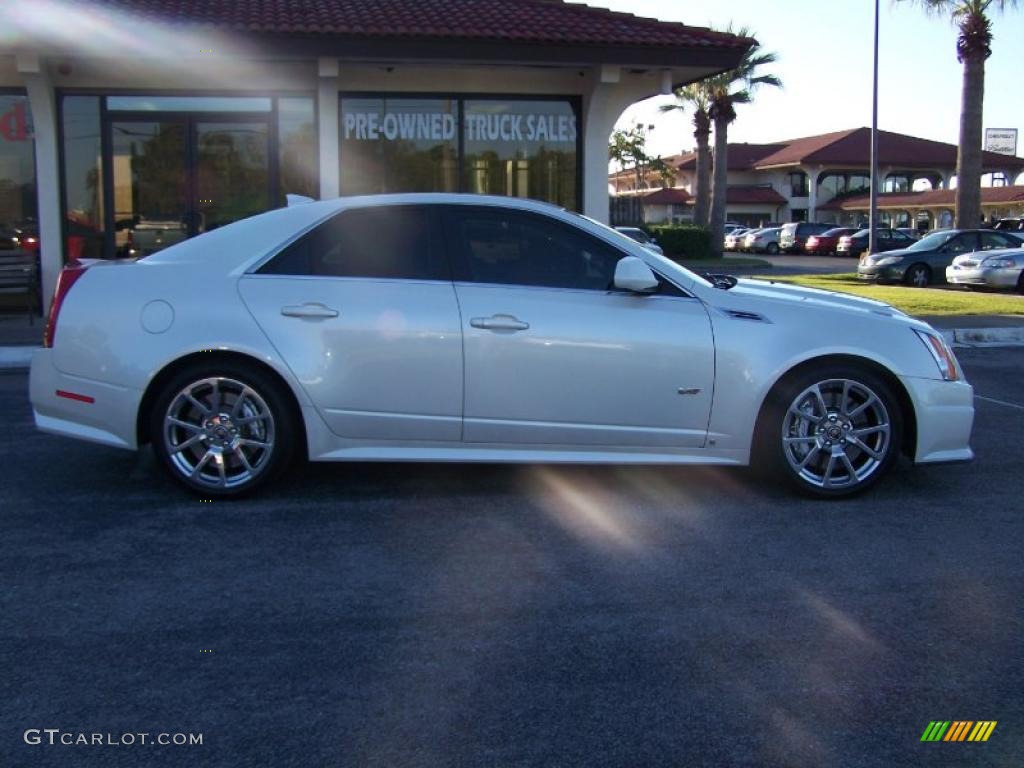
[0,0,750,311]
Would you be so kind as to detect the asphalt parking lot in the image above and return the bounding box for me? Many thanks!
[2,348,1022,768]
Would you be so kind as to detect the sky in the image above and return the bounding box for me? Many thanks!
[576,0,1024,160]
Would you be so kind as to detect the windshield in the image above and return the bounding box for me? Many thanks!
[906,231,955,251]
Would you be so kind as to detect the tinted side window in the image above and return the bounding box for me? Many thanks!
[258,205,447,280]
[446,208,624,291]
[944,233,977,255]
[981,231,1018,250]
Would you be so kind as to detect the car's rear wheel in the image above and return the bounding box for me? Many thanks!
[756,365,903,498]
[150,361,296,497]
[766,242,779,255]
[1016,271,1024,295]
[904,263,931,288]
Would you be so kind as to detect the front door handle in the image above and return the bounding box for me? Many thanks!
[470,314,530,332]
[280,303,339,319]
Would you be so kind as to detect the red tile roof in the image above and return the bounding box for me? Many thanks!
[643,188,691,205]
[752,127,1024,171]
[820,185,1024,211]
[726,186,787,205]
[675,143,786,172]
[67,0,752,49]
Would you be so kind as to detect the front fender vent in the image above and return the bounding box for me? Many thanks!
[718,308,771,323]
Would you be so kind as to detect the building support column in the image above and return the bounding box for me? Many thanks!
[317,57,340,200]
[582,77,640,223]
[20,53,61,316]
[807,166,821,222]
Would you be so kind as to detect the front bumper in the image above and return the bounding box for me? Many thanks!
[945,265,1020,288]
[29,348,141,450]
[857,264,904,282]
[900,375,974,464]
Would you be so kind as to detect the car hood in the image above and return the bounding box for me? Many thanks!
[724,277,918,322]
[861,246,925,262]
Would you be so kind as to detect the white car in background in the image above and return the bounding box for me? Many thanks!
[613,226,664,255]
[946,247,1024,292]
[31,194,973,499]
[742,227,782,254]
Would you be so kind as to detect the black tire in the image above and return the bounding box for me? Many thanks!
[754,363,904,498]
[149,360,297,497]
[903,263,931,288]
[1017,271,1024,295]
[766,242,780,255]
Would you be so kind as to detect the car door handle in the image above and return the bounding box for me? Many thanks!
[470,314,530,331]
[280,303,339,319]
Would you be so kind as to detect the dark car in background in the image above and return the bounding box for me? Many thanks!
[837,228,917,258]
[993,217,1024,234]
[778,222,834,254]
[857,228,1024,287]
[804,227,859,256]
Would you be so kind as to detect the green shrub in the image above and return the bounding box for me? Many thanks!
[645,225,716,261]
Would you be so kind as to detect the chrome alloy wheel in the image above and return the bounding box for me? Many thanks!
[163,377,275,489]
[781,378,891,490]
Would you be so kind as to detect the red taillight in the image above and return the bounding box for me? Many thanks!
[43,261,89,348]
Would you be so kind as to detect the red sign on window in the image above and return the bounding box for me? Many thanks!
[0,102,29,142]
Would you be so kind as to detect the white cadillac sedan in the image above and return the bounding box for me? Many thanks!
[30,194,974,498]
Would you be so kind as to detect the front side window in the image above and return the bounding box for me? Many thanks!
[259,205,447,281]
[446,208,622,290]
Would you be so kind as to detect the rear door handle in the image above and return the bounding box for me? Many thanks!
[470,314,530,332]
[280,303,339,319]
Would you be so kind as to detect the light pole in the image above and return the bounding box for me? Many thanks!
[868,0,880,255]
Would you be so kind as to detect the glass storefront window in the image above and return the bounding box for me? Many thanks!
[107,96,272,112]
[0,93,38,256]
[463,100,577,210]
[340,97,458,195]
[278,97,317,203]
[61,96,105,260]
[338,96,579,209]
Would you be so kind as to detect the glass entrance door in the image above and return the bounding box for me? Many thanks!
[110,119,189,257]
[195,120,270,236]
[107,114,271,257]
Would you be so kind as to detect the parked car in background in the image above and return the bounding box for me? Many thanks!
[29,193,974,499]
[946,245,1024,292]
[858,229,1024,287]
[837,228,917,258]
[992,217,1024,234]
[723,228,749,252]
[895,228,921,240]
[779,222,834,254]
[805,227,859,256]
[614,226,664,255]
[742,227,782,254]
[724,222,745,235]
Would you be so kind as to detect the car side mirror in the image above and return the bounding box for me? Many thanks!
[614,256,659,293]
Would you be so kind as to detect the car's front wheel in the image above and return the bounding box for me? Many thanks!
[904,263,931,288]
[757,365,904,498]
[150,361,297,497]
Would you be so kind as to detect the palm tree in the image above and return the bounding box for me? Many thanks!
[706,29,781,253]
[901,0,1017,228]
[659,85,712,227]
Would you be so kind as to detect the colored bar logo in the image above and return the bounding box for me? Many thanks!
[921,721,996,742]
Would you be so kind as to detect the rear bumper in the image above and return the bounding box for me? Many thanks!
[900,375,974,464]
[29,348,141,450]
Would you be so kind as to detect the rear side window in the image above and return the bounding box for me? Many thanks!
[258,205,447,280]
[445,207,625,291]
[981,231,1019,250]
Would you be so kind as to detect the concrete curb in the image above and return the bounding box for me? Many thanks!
[0,347,37,369]
[940,327,1024,347]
